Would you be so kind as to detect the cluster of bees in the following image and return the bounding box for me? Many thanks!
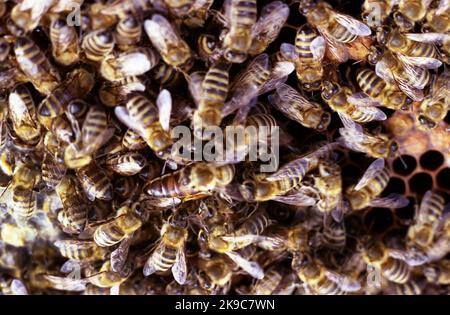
[0,0,449,295]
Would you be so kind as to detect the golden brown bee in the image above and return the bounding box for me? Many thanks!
[37,68,94,130]
[54,240,107,262]
[115,17,142,51]
[10,163,40,219]
[104,151,147,176]
[424,6,450,33]
[121,128,147,151]
[49,17,80,66]
[100,48,159,82]
[14,36,61,95]
[416,70,449,129]
[151,62,182,87]
[361,0,396,28]
[76,162,113,201]
[424,260,450,285]
[268,83,331,131]
[144,14,193,70]
[113,176,139,199]
[81,29,115,62]
[143,218,188,284]
[313,160,343,221]
[250,268,283,295]
[56,175,88,234]
[10,1,49,32]
[114,90,173,160]
[41,152,66,190]
[100,0,155,19]
[197,255,233,292]
[50,115,76,144]
[396,0,431,23]
[98,76,146,107]
[321,81,387,124]
[8,85,41,144]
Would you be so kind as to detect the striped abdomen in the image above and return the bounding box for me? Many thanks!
[323,222,346,250]
[145,169,197,198]
[94,223,127,247]
[237,211,271,236]
[115,17,141,49]
[56,241,101,261]
[126,94,159,129]
[77,165,113,201]
[295,25,317,61]
[314,277,346,295]
[328,21,357,43]
[419,191,445,224]
[201,62,230,105]
[12,187,35,218]
[357,69,387,97]
[148,245,178,272]
[231,0,257,29]
[365,167,390,196]
[123,128,147,150]
[382,258,411,284]
[391,280,422,295]
[82,30,115,62]
[408,41,438,59]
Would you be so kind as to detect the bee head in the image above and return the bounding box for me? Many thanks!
[224,49,247,64]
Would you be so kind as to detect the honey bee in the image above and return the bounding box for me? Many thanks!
[8,85,41,144]
[151,62,182,87]
[248,1,290,56]
[407,191,445,250]
[321,81,387,123]
[0,277,28,295]
[338,115,399,159]
[396,0,432,24]
[76,162,113,201]
[145,163,235,202]
[10,0,52,32]
[424,260,450,285]
[121,128,147,151]
[353,68,413,111]
[49,17,80,66]
[14,36,61,95]
[143,217,188,285]
[56,175,88,234]
[104,151,147,176]
[115,17,142,51]
[113,176,139,199]
[54,240,107,262]
[385,279,424,295]
[416,70,449,129]
[144,14,193,70]
[268,83,331,131]
[99,76,146,107]
[115,90,174,162]
[279,25,326,91]
[188,62,230,136]
[361,0,396,28]
[81,29,115,62]
[100,0,155,19]
[250,268,284,295]
[197,256,233,294]
[424,3,450,33]
[64,105,114,169]
[37,68,94,130]
[345,158,409,211]
[100,48,159,82]
[8,163,40,219]
[294,255,361,295]
[41,152,66,190]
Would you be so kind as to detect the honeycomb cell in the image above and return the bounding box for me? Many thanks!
[383,177,406,196]
[394,197,416,221]
[420,150,444,171]
[364,208,394,234]
[409,173,433,195]
[437,168,450,190]
[392,155,417,176]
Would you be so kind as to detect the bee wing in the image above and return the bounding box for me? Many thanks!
[144,15,179,54]
[388,248,429,266]
[251,1,289,42]
[20,0,53,21]
[396,54,442,70]
[280,43,299,61]
[368,193,410,208]
[347,92,383,108]
[318,29,349,63]
[415,190,434,222]
[354,158,385,191]
[255,235,286,251]
[44,275,88,291]
[111,236,133,273]
[8,90,33,127]
[143,243,164,277]
[185,71,205,106]
[223,84,258,117]
[115,106,147,139]
[117,52,156,77]
[311,36,326,61]
[325,270,361,292]
[264,157,310,182]
[225,251,264,279]
[338,128,372,153]
[110,285,121,295]
[437,0,450,15]
[405,33,450,44]
[272,191,317,206]
[80,128,116,156]
[333,13,371,37]
[60,259,81,274]
[10,280,28,295]
[258,62,295,95]
[269,83,312,111]
[330,197,348,223]
[156,89,172,132]
[172,245,187,285]
[221,234,262,245]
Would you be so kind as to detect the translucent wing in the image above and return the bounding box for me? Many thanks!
[115,106,146,139]
[347,92,383,108]
[10,279,29,295]
[172,246,187,285]
[388,248,429,266]
[143,243,164,277]
[354,158,385,191]
[311,36,326,60]
[111,236,133,273]
[405,33,450,44]
[44,275,87,291]
[396,54,442,70]
[272,191,317,206]
[318,29,349,63]
[8,90,35,127]
[157,89,172,131]
[368,193,410,208]
[185,71,205,106]
[223,84,258,117]
[110,285,121,295]
[144,15,182,54]
[60,259,80,273]
[80,128,115,156]
[117,52,156,76]
[325,270,361,292]
[225,251,264,279]
[258,62,295,95]
[333,13,371,37]
[437,0,450,15]
[280,43,299,61]
[251,1,289,48]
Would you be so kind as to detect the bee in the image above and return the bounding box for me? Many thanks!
[313,214,347,251]
[37,68,94,130]
[353,68,413,111]
[345,158,409,211]
[93,204,142,248]
[151,62,182,87]
[294,255,361,295]
[144,14,193,70]
[114,90,173,161]
[13,36,61,95]
[145,163,235,202]
[76,162,113,201]
[268,83,331,131]
[8,85,41,144]
[279,25,326,91]
[197,34,218,61]
[9,163,40,219]
[360,240,411,284]
[100,0,155,19]
[100,48,159,82]
[10,0,52,32]
[0,277,28,295]
[338,115,399,159]
[41,152,66,190]
[49,17,80,66]
[115,17,142,51]
[64,105,114,169]
[424,260,450,285]
[219,0,257,63]
[104,151,147,176]
[407,191,445,250]
[396,0,432,24]
[113,176,139,199]
[54,240,107,262]
[81,29,115,62]
[250,268,283,295]
[121,128,147,151]
[55,175,88,234]
[188,62,230,137]
[362,0,396,27]
[143,217,188,285]
[321,81,387,124]
[416,70,449,129]
[197,255,233,293]
[424,4,450,33]
[99,76,146,107]
[248,1,290,56]
[385,279,424,295]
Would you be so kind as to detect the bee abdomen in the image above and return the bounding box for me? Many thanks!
[12,188,35,218]
[357,69,386,97]
[383,258,410,284]
[232,0,257,28]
